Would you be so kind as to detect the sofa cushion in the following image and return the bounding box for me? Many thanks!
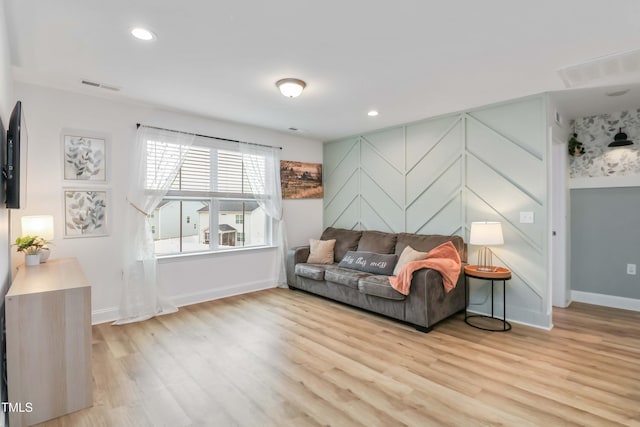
[358,276,406,301]
[307,239,336,264]
[325,267,372,289]
[295,263,332,281]
[357,230,397,254]
[395,233,466,262]
[393,245,428,276]
[320,227,363,263]
[338,251,398,276]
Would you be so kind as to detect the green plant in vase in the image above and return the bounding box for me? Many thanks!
[568,133,585,157]
[14,235,49,265]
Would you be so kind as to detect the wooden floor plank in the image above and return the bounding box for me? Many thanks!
[35,291,640,427]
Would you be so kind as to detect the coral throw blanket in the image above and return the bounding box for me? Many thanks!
[389,241,462,295]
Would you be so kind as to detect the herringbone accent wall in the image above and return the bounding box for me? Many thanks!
[324,96,550,328]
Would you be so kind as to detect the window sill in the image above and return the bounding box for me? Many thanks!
[157,245,277,263]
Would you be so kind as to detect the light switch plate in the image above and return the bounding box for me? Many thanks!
[520,211,534,223]
[627,264,637,275]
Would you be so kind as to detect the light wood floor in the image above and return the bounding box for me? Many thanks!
[37,289,640,427]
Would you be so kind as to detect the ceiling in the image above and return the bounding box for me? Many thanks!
[5,0,640,141]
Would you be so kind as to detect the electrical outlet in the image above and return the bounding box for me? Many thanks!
[627,264,637,275]
[519,211,534,224]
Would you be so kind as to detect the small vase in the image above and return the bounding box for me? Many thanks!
[25,253,41,266]
[39,248,50,263]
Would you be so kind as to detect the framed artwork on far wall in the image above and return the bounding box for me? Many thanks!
[280,160,323,199]
[62,131,108,182]
[63,189,109,238]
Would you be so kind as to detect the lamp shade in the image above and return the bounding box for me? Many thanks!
[21,215,54,240]
[469,221,503,246]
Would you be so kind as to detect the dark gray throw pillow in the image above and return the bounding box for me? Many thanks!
[338,251,398,276]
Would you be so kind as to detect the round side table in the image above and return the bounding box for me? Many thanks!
[464,265,512,332]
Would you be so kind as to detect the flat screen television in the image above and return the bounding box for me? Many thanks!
[2,101,22,209]
[0,115,5,205]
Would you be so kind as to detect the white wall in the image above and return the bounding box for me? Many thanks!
[12,82,324,323]
[547,97,571,310]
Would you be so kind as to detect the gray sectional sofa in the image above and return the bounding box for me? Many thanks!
[286,227,467,332]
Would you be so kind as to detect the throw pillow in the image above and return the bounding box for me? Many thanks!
[320,227,362,262]
[393,245,428,276]
[338,251,398,276]
[307,239,336,264]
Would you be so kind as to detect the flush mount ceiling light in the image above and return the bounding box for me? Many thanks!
[276,78,306,98]
[131,27,156,41]
[367,110,379,117]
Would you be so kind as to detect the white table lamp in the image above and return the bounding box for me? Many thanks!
[469,221,504,272]
[21,215,55,240]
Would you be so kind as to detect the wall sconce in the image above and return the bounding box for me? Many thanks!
[469,221,504,272]
[276,78,306,98]
[608,128,633,147]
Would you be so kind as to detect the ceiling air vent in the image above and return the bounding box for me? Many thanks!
[557,48,640,88]
[100,84,120,92]
[81,80,100,87]
[81,79,121,92]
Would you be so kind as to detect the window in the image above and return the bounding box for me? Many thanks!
[147,140,270,255]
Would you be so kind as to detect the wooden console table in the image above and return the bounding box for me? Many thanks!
[5,258,93,426]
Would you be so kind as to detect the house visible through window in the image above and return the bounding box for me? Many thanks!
[147,140,270,255]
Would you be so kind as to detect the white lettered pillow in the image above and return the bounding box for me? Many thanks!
[393,245,428,276]
[307,239,336,264]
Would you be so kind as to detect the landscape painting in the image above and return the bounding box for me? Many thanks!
[280,160,323,199]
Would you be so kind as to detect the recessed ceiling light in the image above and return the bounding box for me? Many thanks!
[605,89,629,97]
[131,27,156,41]
[368,110,379,117]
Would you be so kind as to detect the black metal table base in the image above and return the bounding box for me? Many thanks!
[465,274,511,332]
[464,314,512,332]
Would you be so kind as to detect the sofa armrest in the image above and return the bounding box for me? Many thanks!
[405,265,466,328]
[286,246,310,287]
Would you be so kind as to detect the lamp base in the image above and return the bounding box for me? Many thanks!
[477,247,498,272]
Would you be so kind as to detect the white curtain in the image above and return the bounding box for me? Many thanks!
[114,126,196,325]
[240,144,287,287]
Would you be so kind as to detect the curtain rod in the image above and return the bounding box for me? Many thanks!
[136,123,283,150]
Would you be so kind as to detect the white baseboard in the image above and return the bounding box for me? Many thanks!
[91,280,277,325]
[571,290,640,312]
[92,307,119,325]
[466,308,553,331]
[172,280,276,308]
